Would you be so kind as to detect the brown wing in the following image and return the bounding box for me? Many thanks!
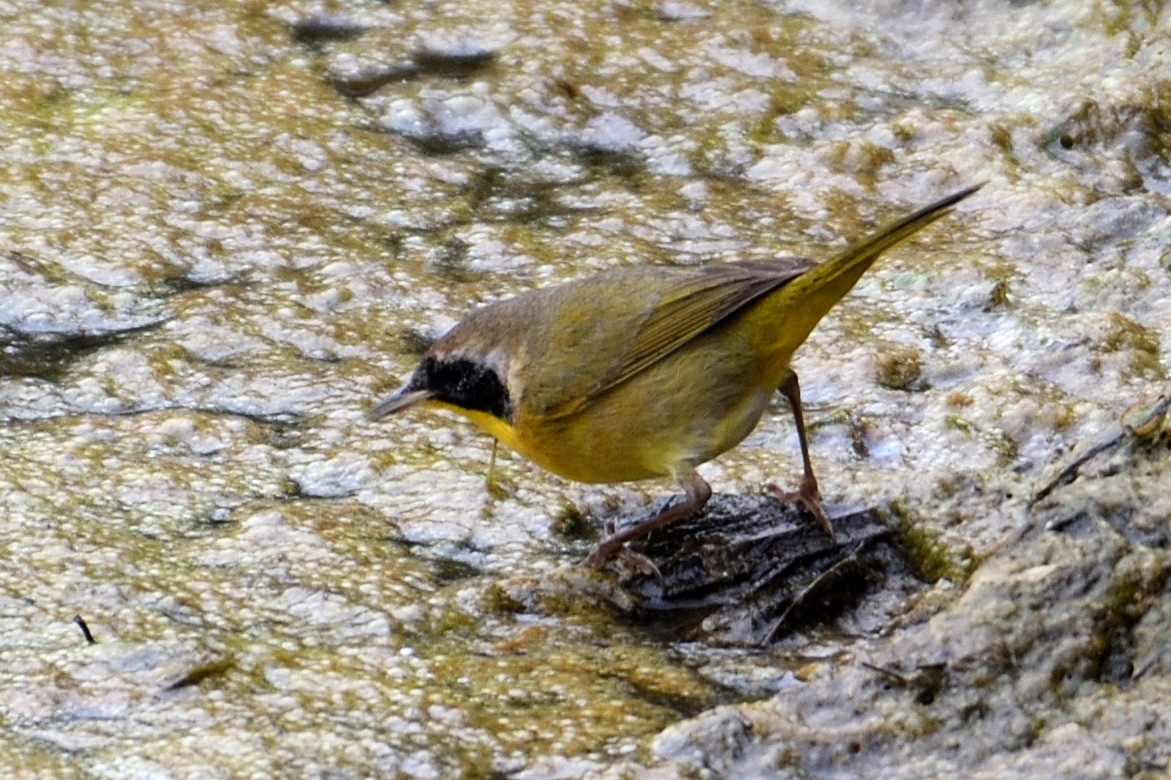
[540,257,814,419]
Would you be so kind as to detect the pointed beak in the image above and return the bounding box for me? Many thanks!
[365,385,433,422]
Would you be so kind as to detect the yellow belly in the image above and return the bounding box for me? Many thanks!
[504,325,791,484]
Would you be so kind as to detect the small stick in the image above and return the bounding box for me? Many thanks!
[1029,394,1171,509]
[763,548,860,644]
[73,614,96,645]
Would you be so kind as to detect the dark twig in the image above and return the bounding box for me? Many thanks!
[73,614,96,644]
[1029,394,1171,509]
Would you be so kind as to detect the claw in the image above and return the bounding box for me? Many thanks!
[583,464,711,583]
[766,480,836,543]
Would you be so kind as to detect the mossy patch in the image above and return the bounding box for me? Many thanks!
[1099,313,1164,380]
[886,501,978,585]
[876,345,926,392]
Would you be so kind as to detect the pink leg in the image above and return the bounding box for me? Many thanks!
[584,463,712,568]
[770,370,836,542]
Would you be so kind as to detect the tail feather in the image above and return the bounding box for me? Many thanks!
[803,183,983,297]
[751,183,983,361]
[744,182,983,360]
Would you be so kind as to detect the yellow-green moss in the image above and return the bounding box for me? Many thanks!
[985,279,1011,310]
[887,502,978,585]
[946,392,974,407]
[876,345,925,391]
[549,504,599,541]
[1101,313,1164,380]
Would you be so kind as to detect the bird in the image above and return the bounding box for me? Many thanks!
[367,184,981,569]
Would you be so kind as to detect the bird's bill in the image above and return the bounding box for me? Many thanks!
[365,386,433,421]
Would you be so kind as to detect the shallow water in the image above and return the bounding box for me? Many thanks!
[2,0,1169,777]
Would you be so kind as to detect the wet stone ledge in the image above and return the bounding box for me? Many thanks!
[505,495,926,648]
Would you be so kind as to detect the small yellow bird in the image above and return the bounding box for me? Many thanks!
[368,185,980,567]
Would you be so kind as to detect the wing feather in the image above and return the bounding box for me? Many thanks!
[542,258,813,419]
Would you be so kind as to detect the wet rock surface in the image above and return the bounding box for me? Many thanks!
[595,497,921,647]
[1,0,1169,776]
[655,408,1171,778]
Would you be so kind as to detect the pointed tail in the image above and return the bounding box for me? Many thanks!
[805,183,982,298]
[758,183,983,357]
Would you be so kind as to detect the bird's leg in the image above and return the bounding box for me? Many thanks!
[768,370,837,542]
[487,439,498,487]
[485,439,508,499]
[584,463,712,570]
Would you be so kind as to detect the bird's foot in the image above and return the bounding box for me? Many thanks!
[584,538,665,587]
[765,482,837,544]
